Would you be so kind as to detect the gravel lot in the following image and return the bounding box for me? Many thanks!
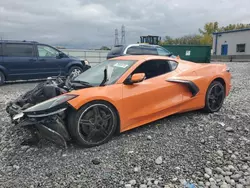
[0,62,250,188]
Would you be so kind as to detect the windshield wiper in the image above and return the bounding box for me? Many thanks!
[71,80,93,87]
[99,66,108,86]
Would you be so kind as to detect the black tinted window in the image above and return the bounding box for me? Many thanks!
[141,47,158,55]
[109,46,124,55]
[126,46,142,55]
[132,60,171,79]
[4,44,34,57]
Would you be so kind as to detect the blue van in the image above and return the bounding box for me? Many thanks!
[0,40,90,85]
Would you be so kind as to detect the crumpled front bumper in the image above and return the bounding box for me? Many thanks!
[7,102,72,148]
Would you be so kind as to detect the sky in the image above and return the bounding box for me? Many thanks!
[0,0,249,49]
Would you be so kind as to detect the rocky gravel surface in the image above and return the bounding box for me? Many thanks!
[0,62,250,188]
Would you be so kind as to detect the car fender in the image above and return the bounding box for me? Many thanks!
[67,85,123,112]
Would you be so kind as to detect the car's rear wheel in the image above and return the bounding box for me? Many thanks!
[0,71,5,86]
[68,101,118,147]
[68,66,83,77]
[203,81,225,113]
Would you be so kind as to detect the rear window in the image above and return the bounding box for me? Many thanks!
[3,43,34,57]
[141,47,158,55]
[126,46,142,55]
[109,46,124,55]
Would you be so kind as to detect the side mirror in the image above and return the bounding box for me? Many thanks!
[57,52,65,58]
[124,73,145,85]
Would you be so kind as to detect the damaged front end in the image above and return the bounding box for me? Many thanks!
[9,93,78,147]
[6,76,79,148]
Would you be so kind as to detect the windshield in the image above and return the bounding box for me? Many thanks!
[74,59,136,86]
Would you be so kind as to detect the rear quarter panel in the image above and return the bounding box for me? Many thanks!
[172,61,231,112]
[177,61,231,96]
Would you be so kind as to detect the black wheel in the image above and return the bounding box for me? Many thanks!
[203,81,225,113]
[0,71,5,86]
[68,101,118,147]
[68,66,83,77]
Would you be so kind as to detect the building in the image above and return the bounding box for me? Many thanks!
[212,28,250,58]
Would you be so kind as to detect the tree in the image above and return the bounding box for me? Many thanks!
[161,34,202,45]
[100,46,111,50]
[198,22,250,45]
[162,22,250,46]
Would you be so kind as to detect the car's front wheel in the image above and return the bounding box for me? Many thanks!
[203,81,225,113]
[68,101,118,147]
[68,66,83,77]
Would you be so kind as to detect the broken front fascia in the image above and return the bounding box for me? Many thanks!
[13,94,79,147]
[22,94,78,118]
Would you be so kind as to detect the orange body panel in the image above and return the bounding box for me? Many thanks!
[67,55,232,133]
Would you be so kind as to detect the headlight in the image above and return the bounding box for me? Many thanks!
[85,60,89,65]
[23,94,78,114]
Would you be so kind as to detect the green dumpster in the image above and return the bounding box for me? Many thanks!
[161,45,212,63]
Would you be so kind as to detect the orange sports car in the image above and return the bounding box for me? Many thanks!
[6,55,231,148]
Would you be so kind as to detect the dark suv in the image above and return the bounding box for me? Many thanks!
[107,44,176,59]
[0,40,90,85]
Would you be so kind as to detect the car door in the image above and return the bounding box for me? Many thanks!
[121,59,185,130]
[35,44,69,77]
[2,43,37,80]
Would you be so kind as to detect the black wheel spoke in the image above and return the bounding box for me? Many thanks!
[103,114,111,122]
[211,101,216,109]
[100,127,109,137]
[93,106,101,118]
[209,95,215,100]
[86,130,96,141]
[216,90,223,97]
[78,104,115,145]
[80,119,92,126]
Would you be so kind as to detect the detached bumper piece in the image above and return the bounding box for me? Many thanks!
[21,116,71,148]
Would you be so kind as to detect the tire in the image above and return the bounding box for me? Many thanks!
[0,71,5,86]
[203,81,225,113]
[68,66,83,77]
[67,101,119,147]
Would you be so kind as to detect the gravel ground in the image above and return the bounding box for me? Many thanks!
[0,62,250,188]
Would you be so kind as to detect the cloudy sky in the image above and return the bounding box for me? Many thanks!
[0,0,249,49]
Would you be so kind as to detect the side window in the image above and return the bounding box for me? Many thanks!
[168,60,178,70]
[37,45,59,57]
[126,46,142,55]
[157,47,170,56]
[4,44,34,57]
[141,47,158,55]
[132,60,171,79]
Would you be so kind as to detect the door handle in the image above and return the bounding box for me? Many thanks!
[39,59,45,62]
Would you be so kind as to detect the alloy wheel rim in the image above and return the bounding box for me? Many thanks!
[208,84,224,111]
[77,104,115,144]
[71,69,82,77]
